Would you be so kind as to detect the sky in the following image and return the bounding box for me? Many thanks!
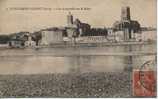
[0,0,157,34]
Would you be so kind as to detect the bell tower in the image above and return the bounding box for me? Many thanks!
[121,6,131,21]
[67,12,73,26]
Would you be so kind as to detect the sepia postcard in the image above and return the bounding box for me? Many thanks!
[0,0,157,98]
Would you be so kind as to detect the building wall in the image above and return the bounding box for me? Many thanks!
[141,31,156,41]
[24,35,36,47]
[9,40,24,48]
[66,27,78,38]
[76,36,108,43]
[40,30,63,45]
[110,30,142,42]
[107,29,116,42]
[114,31,124,41]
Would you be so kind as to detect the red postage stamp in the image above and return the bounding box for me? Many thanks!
[133,60,156,97]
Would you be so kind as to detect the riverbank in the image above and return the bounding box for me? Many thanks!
[0,72,131,98]
[0,41,156,57]
[0,41,156,49]
[38,41,156,48]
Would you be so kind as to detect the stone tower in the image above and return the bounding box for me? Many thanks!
[121,6,131,21]
[67,12,73,26]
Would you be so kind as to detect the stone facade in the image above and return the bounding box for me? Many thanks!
[40,28,64,45]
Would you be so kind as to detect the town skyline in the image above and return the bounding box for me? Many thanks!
[0,0,156,34]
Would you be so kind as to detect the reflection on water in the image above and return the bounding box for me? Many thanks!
[0,43,156,74]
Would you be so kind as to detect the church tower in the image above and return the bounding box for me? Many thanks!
[121,6,131,21]
[67,12,73,26]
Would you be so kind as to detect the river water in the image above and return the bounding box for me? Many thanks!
[0,42,156,74]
